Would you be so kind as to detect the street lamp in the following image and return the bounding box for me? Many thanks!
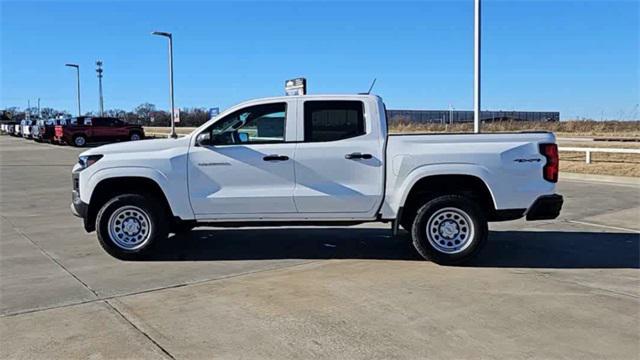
[65,63,81,116]
[96,61,104,116]
[151,31,177,139]
[473,0,481,133]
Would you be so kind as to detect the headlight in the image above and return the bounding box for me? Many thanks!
[78,155,103,169]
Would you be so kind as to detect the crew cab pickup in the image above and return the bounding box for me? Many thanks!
[55,116,144,147]
[71,94,562,264]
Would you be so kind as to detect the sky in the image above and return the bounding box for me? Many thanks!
[1,0,638,120]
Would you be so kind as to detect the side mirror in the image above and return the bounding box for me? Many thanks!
[196,132,211,146]
[238,132,249,143]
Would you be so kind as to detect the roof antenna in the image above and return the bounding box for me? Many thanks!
[365,78,377,94]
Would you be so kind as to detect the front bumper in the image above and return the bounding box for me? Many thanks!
[71,171,93,232]
[70,197,88,218]
[71,171,87,219]
[526,194,564,221]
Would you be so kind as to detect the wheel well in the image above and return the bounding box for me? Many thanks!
[86,177,173,232]
[400,175,496,225]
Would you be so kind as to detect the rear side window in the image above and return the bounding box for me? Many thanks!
[92,118,108,126]
[304,101,365,142]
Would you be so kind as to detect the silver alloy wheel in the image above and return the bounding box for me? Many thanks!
[74,136,86,146]
[107,205,152,250]
[130,133,140,140]
[426,207,475,254]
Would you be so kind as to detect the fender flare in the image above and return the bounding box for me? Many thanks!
[390,163,498,214]
[84,166,184,217]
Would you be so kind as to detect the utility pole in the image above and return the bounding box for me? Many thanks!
[474,0,481,133]
[449,104,454,125]
[27,100,30,120]
[65,64,81,116]
[37,98,40,119]
[96,61,104,116]
[152,31,177,139]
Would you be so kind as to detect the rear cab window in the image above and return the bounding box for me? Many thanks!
[303,100,365,142]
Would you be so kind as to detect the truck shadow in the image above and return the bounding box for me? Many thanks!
[148,228,639,269]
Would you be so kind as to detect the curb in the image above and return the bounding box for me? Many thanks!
[561,172,640,186]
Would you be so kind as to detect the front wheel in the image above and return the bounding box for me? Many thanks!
[130,132,142,141]
[96,194,168,260]
[411,194,487,265]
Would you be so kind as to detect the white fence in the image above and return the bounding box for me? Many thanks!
[559,147,640,164]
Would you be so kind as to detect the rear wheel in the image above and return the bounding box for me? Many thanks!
[130,132,141,141]
[96,194,168,260]
[73,134,87,147]
[411,194,487,265]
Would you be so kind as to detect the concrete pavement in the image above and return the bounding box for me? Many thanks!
[1,135,638,359]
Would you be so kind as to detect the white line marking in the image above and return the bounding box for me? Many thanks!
[566,220,640,233]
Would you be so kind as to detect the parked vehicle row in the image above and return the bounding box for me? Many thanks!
[0,116,145,147]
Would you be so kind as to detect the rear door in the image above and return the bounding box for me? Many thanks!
[90,117,109,141]
[107,118,129,139]
[293,99,385,217]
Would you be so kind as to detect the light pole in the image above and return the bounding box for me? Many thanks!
[449,104,454,125]
[65,63,81,116]
[152,31,177,139]
[96,61,104,116]
[473,0,481,133]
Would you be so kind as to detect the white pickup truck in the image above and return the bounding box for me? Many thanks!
[71,94,563,264]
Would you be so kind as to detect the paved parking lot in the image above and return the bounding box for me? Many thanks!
[1,135,639,359]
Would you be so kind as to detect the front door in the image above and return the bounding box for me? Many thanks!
[188,101,298,218]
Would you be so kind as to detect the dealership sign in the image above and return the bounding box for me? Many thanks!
[285,78,306,96]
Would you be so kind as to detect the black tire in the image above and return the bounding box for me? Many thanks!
[72,134,87,147]
[96,194,169,260]
[411,194,487,265]
[129,132,142,141]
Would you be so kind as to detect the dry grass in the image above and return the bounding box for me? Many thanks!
[145,126,195,135]
[388,120,640,138]
[560,152,640,177]
[560,141,640,149]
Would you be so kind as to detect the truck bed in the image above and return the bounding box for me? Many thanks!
[383,132,557,217]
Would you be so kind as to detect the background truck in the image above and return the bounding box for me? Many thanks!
[32,118,59,142]
[55,116,144,147]
[71,94,562,264]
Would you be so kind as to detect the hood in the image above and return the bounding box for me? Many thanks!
[80,136,191,156]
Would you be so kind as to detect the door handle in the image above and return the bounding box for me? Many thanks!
[263,154,289,161]
[345,152,373,160]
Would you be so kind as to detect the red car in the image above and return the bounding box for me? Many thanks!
[54,116,144,147]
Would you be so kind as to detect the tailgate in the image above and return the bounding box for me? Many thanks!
[54,125,64,138]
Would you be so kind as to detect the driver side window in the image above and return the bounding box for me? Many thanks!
[206,102,287,145]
